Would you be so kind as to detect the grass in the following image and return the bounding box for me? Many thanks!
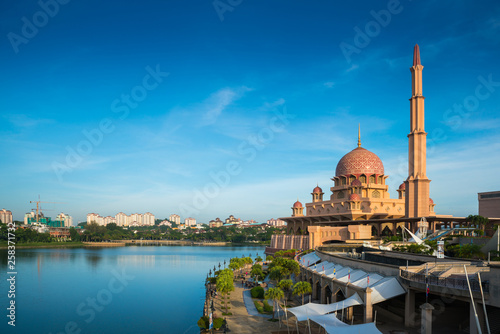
[222,312,232,316]
[0,241,84,249]
[253,300,273,315]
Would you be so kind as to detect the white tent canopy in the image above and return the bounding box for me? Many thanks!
[287,293,364,322]
[370,276,406,304]
[308,313,383,334]
[351,272,384,289]
[301,252,321,266]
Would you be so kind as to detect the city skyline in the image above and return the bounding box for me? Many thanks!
[1,1,500,223]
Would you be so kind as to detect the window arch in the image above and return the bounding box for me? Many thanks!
[360,175,366,183]
[349,176,356,184]
[369,175,375,184]
[337,191,345,199]
[372,190,381,198]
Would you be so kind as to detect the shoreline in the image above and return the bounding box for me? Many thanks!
[0,240,268,250]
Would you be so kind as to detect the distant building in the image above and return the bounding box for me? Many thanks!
[55,212,73,227]
[184,217,196,226]
[169,214,181,224]
[103,216,116,226]
[479,191,500,219]
[25,211,70,227]
[225,215,241,225]
[87,212,155,226]
[209,218,223,228]
[159,220,172,227]
[87,213,104,225]
[116,212,128,226]
[144,212,155,226]
[0,209,13,225]
[267,218,286,227]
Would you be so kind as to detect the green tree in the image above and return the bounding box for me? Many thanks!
[269,266,284,283]
[264,287,284,320]
[466,215,489,234]
[282,259,300,278]
[250,264,264,282]
[293,281,312,305]
[216,269,235,314]
[69,227,80,242]
[278,279,293,301]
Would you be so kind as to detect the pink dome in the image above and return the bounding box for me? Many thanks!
[336,147,384,177]
[429,198,434,205]
[399,183,406,190]
[351,179,362,186]
[293,200,303,208]
[313,186,323,193]
[349,193,361,201]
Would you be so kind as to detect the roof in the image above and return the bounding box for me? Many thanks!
[335,147,384,177]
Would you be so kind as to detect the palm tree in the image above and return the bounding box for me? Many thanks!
[293,281,312,305]
[216,269,235,313]
[264,287,284,320]
[278,279,293,301]
[269,266,284,283]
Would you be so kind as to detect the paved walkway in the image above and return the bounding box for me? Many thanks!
[211,281,305,334]
[242,289,271,318]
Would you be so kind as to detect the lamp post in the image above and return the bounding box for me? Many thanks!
[224,259,226,269]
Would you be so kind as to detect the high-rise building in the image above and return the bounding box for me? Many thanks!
[144,212,155,226]
[169,214,181,224]
[0,209,13,225]
[184,217,196,226]
[116,212,128,226]
[478,191,500,219]
[56,212,73,227]
[87,213,104,225]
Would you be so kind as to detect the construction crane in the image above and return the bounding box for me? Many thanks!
[29,195,64,223]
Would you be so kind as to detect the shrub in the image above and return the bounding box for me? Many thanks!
[263,299,273,312]
[251,286,265,298]
[197,316,209,329]
[254,300,264,313]
[213,317,224,330]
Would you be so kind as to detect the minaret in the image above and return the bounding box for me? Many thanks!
[405,44,431,218]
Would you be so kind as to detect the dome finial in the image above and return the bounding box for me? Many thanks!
[357,123,361,148]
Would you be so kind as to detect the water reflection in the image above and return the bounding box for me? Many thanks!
[86,253,102,269]
[117,255,155,267]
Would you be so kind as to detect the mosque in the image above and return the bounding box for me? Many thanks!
[275,45,463,250]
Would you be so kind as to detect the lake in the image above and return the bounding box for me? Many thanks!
[0,245,265,334]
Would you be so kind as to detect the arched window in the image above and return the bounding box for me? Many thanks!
[369,175,375,184]
[349,176,356,184]
[337,191,345,199]
[341,177,346,185]
[372,190,381,198]
[360,175,366,183]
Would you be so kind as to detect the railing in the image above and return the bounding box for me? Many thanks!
[400,269,489,293]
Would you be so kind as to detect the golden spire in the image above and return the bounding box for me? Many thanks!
[357,123,361,147]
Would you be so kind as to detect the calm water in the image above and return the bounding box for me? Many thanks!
[0,245,264,334]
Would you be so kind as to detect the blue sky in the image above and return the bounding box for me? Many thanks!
[1,0,499,224]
